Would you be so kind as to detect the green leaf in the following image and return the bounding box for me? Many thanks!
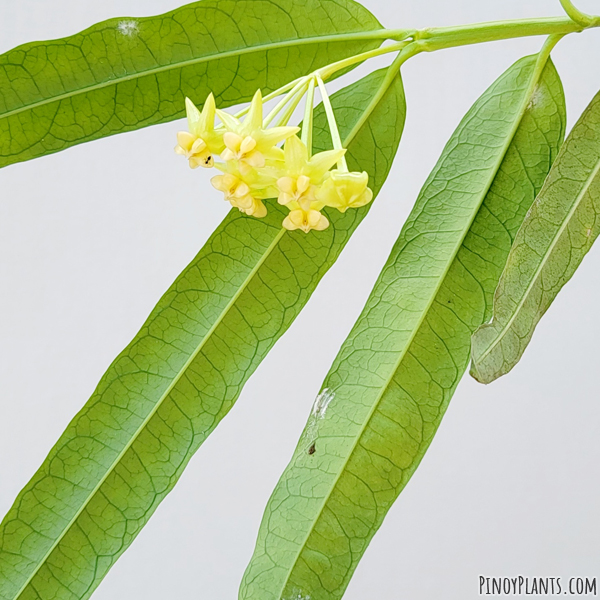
[471,90,600,384]
[0,67,406,600]
[240,52,566,600]
[0,0,383,169]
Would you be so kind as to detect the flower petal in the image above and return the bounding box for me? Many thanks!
[191,138,207,154]
[234,194,254,210]
[240,136,257,154]
[283,211,301,231]
[308,149,346,180]
[221,148,236,162]
[185,98,202,134]
[277,176,295,194]
[314,212,330,231]
[246,89,264,133]
[244,151,266,169]
[296,175,311,195]
[211,175,227,192]
[224,131,243,152]
[198,92,216,132]
[258,126,300,149]
[277,192,294,205]
[216,108,241,132]
[176,131,196,151]
[234,182,250,198]
[284,135,308,174]
[250,198,268,218]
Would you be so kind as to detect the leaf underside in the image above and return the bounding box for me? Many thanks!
[240,54,566,600]
[0,68,406,600]
[0,0,381,169]
[471,89,600,384]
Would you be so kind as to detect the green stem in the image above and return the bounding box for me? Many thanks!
[264,78,309,126]
[316,75,348,171]
[341,43,421,150]
[317,40,411,80]
[225,12,599,135]
[257,40,411,120]
[539,32,566,58]
[413,16,593,51]
[560,0,598,27]
[275,81,310,127]
[320,14,600,72]
[301,77,316,155]
[234,78,304,119]
[318,14,600,72]
[238,10,600,126]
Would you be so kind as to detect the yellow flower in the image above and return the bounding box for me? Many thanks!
[175,132,214,169]
[211,173,254,210]
[175,93,224,169]
[276,135,344,208]
[211,163,273,218]
[276,174,315,211]
[175,86,371,232]
[283,208,329,233]
[316,170,374,213]
[275,135,344,232]
[217,90,299,176]
[242,198,268,218]
[211,173,267,218]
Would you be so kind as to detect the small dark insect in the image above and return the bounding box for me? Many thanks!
[205,155,213,166]
[308,443,316,455]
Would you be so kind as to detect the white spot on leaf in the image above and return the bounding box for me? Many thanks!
[284,591,311,600]
[311,388,334,419]
[527,84,546,110]
[117,20,139,36]
[303,388,335,451]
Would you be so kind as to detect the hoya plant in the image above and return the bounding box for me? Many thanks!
[1,0,599,598]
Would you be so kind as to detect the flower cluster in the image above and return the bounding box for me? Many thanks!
[175,89,373,233]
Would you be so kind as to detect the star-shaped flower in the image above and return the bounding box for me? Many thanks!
[211,162,276,218]
[175,93,224,168]
[275,135,344,232]
[217,90,299,176]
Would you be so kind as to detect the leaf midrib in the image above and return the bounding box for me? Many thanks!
[474,148,600,367]
[11,227,287,599]
[0,30,387,122]
[274,52,548,600]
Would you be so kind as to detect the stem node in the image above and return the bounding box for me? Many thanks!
[559,0,597,28]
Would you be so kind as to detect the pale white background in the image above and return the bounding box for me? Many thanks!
[1,1,600,598]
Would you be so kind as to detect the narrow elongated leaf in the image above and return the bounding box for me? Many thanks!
[241,52,566,600]
[0,68,405,600]
[471,90,600,384]
[0,0,383,169]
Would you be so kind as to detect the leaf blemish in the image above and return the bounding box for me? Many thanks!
[285,592,311,600]
[117,20,139,36]
[303,389,335,453]
[527,84,545,110]
[311,388,334,419]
